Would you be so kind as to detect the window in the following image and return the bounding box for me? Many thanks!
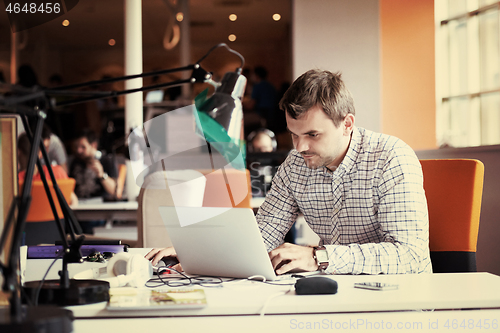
[436,0,500,147]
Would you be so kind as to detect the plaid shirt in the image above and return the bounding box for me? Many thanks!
[257,127,432,274]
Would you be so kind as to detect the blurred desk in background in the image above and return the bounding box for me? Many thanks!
[73,198,138,225]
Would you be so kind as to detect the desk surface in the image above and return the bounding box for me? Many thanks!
[25,249,500,318]
[73,198,139,211]
[74,197,265,211]
[22,249,500,333]
[62,272,500,318]
[73,309,500,333]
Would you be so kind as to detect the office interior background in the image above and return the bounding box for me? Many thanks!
[0,0,499,275]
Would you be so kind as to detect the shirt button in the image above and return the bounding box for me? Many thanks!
[333,208,339,214]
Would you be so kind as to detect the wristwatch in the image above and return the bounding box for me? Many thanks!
[99,172,109,181]
[313,246,329,271]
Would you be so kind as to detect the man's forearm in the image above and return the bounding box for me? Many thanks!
[323,241,430,275]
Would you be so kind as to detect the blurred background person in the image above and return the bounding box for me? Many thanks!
[247,128,277,153]
[68,128,118,200]
[68,129,118,234]
[243,66,278,136]
[17,133,78,207]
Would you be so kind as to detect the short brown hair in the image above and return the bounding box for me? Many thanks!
[279,69,355,127]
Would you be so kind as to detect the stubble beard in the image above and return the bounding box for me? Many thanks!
[302,153,334,170]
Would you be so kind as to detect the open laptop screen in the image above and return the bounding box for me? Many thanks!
[158,207,277,280]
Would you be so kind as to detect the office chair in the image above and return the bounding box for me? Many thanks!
[420,159,484,273]
[115,163,127,200]
[198,169,252,209]
[136,168,252,248]
[19,178,76,245]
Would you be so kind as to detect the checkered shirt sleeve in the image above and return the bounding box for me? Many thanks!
[257,127,432,274]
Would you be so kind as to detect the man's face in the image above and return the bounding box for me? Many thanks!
[74,137,96,160]
[286,105,353,170]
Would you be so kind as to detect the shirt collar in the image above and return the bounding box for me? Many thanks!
[328,126,360,176]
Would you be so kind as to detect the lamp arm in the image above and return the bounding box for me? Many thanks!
[195,43,245,73]
[50,65,196,92]
[53,77,195,108]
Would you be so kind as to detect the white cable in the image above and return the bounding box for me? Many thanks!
[246,275,266,282]
[259,286,293,317]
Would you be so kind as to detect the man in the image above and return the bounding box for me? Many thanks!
[147,70,431,276]
[260,69,431,275]
[68,129,117,199]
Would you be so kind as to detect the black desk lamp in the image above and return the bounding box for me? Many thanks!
[0,43,246,331]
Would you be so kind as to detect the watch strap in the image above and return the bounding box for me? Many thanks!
[313,246,329,271]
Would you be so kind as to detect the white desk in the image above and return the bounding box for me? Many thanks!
[72,198,139,223]
[73,309,500,333]
[25,249,500,318]
[73,198,264,224]
[65,272,500,318]
[22,250,500,332]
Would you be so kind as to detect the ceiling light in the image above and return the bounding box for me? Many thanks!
[62,19,70,27]
[228,34,236,42]
[272,13,281,21]
[176,12,184,22]
[108,39,116,46]
[229,14,237,21]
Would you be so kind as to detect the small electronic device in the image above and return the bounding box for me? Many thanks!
[295,276,338,295]
[354,282,398,291]
[161,256,180,267]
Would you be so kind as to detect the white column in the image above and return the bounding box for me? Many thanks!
[124,0,144,134]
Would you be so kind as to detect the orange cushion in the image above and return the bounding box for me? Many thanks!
[19,178,75,222]
[420,159,484,252]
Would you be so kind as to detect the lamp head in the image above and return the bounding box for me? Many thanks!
[198,71,246,141]
[194,70,247,170]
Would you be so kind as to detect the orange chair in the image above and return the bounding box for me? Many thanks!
[198,169,252,209]
[19,178,76,222]
[19,178,76,245]
[115,163,127,200]
[420,159,484,273]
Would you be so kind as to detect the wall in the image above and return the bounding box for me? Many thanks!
[417,146,500,276]
[380,0,436,150]
[293,0,437,148]
[292,0,381,132]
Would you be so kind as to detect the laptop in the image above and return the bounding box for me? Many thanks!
[158,206,277,281]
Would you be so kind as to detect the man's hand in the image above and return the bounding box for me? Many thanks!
[145,247,183,272]
[268,243,318,275]
[87,159,105,178]
[87,158,116,195]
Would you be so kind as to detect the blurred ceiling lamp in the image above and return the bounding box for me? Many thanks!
[229,14,237,21]
[272,13,281,21]
[62,19,70,26]
[228,34,236,42]
[108,39,116,46]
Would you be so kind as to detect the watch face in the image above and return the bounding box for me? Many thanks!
[316,250,328,262]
